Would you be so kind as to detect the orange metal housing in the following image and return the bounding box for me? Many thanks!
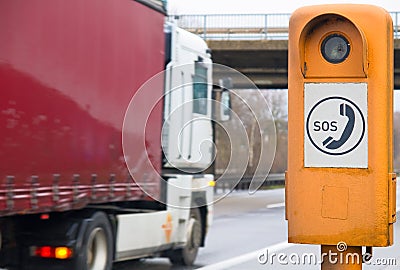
[286,4,395,246]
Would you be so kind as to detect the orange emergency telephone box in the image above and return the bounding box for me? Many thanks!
[286,4,395,247]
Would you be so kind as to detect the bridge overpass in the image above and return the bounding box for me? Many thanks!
[172,13,400,89]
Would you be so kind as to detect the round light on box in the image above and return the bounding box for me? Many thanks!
[321,34,350,64]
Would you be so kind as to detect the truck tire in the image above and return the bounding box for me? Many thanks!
[168,208,202,266]
[78,212,113,270]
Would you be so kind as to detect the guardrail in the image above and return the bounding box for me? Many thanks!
[215,173,285,194]
[169,12,400,40]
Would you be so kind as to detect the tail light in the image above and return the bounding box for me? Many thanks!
[32,246,73,259]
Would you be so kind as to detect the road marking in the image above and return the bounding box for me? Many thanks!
[197,241,293,270]
[266,202,285,208]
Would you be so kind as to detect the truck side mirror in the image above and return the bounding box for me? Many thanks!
[220,90,231,122]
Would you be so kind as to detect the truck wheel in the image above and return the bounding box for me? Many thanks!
[168,208,202,266]
[78,212,113,270]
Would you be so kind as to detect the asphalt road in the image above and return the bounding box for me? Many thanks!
[114,183,400,270]
[113,188,286,270]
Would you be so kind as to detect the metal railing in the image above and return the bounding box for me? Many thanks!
[169,12,400,40]
[215,173,285,194]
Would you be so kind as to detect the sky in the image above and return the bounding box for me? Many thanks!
[168,0,399,14]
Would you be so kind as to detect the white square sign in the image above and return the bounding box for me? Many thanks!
[304,83,368,168]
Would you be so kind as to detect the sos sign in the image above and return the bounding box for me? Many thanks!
[304,83,367,168]
[312,119,338,133]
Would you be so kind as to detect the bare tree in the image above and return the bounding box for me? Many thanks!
[262,90,287,173]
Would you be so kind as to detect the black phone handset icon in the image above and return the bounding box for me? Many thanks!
[322,103,355,150]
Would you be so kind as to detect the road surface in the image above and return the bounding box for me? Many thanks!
[115,182,400,269]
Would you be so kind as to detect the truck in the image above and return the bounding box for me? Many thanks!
[0,0,215,269]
